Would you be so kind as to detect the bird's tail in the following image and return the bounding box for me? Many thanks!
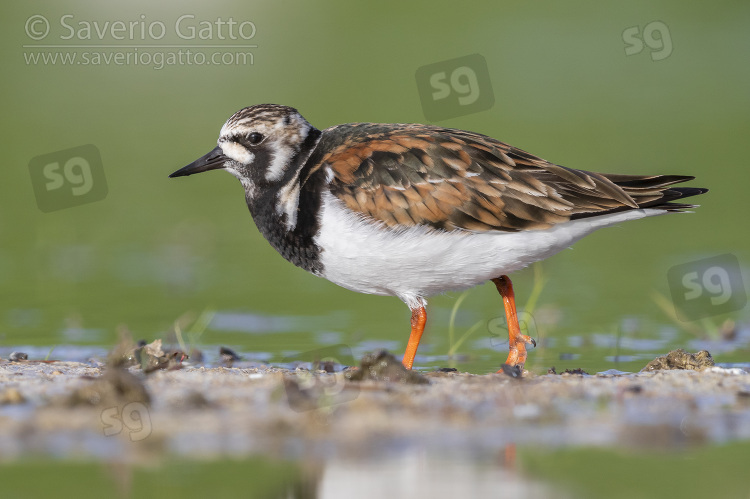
[570,174,708,220]
[602,174,708,211]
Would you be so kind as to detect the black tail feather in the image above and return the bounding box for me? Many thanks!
[571,175,708,220]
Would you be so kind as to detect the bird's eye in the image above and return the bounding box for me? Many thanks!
[247,132,264,145]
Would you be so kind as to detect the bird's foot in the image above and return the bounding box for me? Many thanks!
[499,334,536,372]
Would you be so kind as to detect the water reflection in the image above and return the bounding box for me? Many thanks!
[318,451,565,499]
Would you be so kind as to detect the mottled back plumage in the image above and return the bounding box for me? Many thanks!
[304,123,705,232]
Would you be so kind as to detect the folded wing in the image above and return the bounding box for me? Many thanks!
[307,123,706,232]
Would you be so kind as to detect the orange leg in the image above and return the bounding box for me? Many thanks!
[503,443,517,469]
[492,275,535,371]
[402,306,427,369]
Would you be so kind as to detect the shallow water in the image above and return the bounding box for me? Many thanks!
[4,307,748,376]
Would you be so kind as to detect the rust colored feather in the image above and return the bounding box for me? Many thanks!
[308,122,705,232]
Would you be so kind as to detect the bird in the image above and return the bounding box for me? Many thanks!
[169,104,707,371]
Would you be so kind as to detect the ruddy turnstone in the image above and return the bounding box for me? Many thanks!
[170,104,707,371]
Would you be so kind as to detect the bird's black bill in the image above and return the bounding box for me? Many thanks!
[169,146,228,178]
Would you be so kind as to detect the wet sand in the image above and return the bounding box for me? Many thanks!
[1,353,748,461]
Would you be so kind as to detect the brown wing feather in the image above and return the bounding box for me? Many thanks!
[310,123,704,232]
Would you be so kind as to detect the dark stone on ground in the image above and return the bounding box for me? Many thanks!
[220,346,241,366]
[547,367,589,375]
[312,359,336,373]
[9,352,28,362]
[220,346,241,360]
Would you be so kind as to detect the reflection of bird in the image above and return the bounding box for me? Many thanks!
[170,104,707,371]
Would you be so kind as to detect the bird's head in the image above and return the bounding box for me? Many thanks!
[169,104,319,196]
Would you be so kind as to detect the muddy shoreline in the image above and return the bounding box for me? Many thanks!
[1,352,748,461]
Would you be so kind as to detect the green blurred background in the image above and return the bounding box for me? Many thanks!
[1,0,748,373]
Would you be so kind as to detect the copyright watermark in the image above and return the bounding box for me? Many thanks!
[623,21,673,61]
[667,254,747,321]
[25,15,50,40]
[28,144,107,212]
[23,14,257,70]
[415,53,494,122]
[101,402,152,442]
[25,14,256,41]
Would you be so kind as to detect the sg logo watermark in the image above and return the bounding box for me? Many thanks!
[101,402,152,442]
[668,254,747,321]
[415,53,494,121]
[488,311,537,349]
[623,21,673,61]
[28,144,107,212]
[282,345,358,412]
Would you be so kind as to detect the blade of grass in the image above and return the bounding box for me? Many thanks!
[650,290,714,339]
[521,263,546,318]
[448,320,484,357]
[187,308,215,345]
[448,290,470,355]
[174,322,187,353]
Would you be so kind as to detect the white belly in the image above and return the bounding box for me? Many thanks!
[315,191,664,308]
